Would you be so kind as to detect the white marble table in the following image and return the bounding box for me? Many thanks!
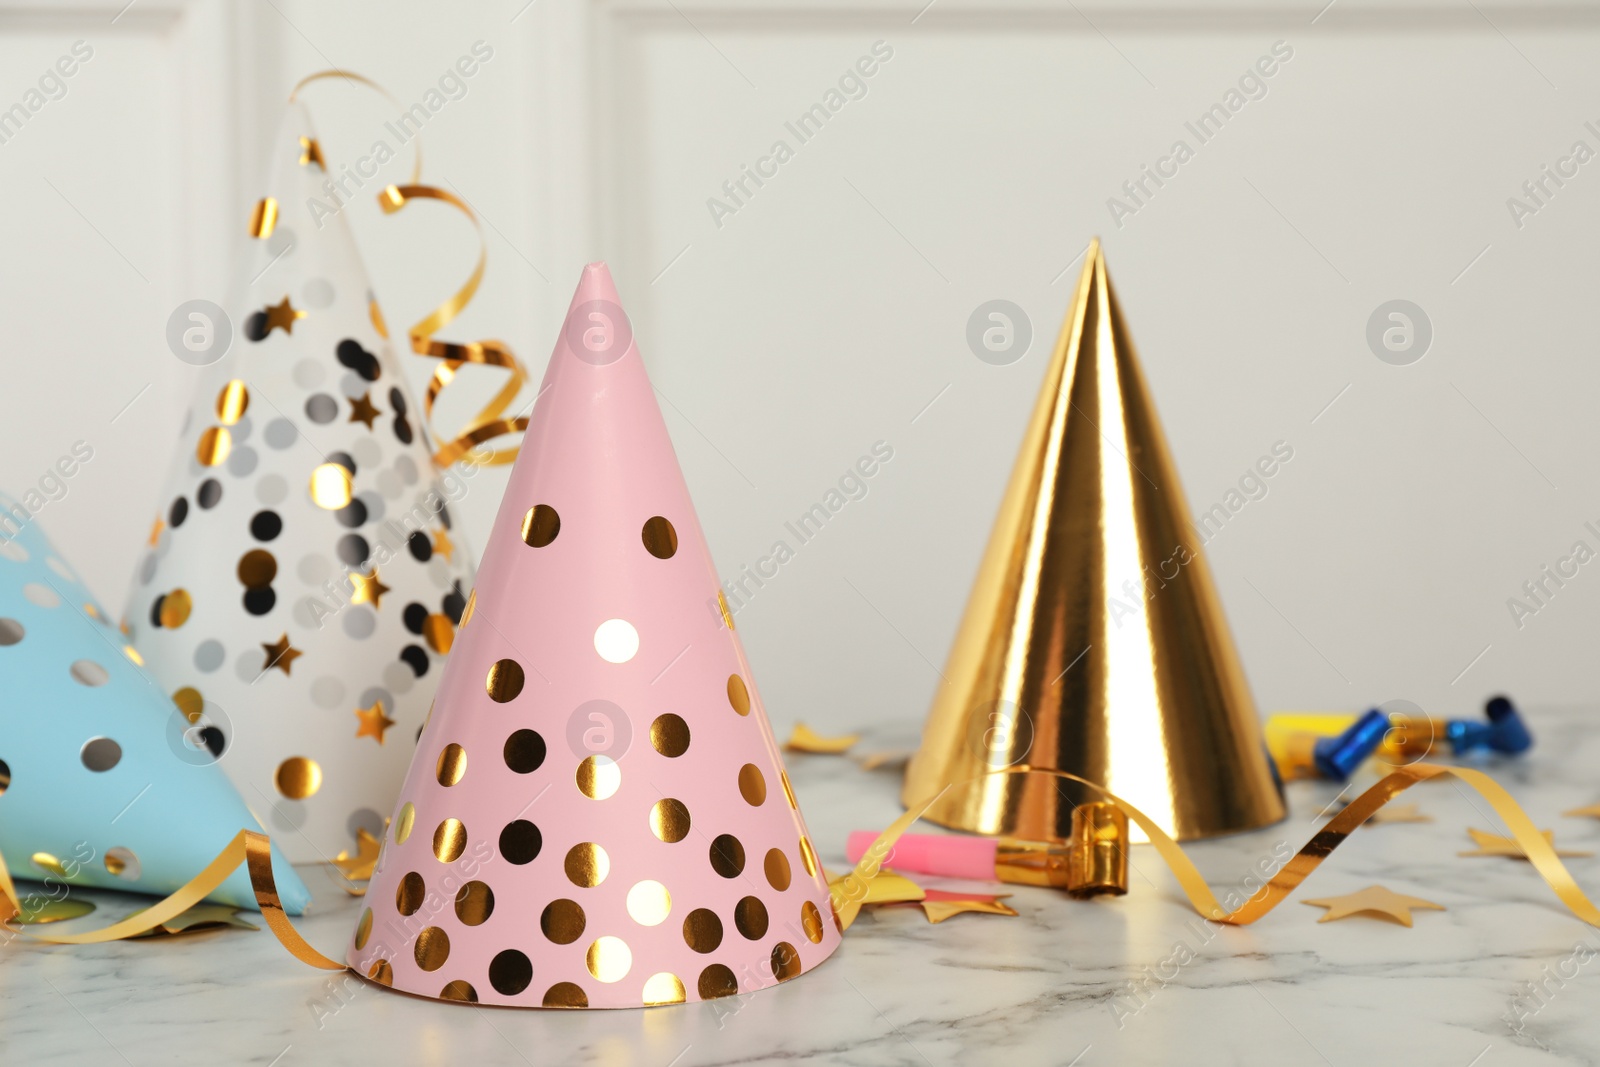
[8,708,1600,1066]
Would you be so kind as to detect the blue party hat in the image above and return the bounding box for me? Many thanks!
[0,493,310,913]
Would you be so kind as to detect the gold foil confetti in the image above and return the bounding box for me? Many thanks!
[431,527,455,562]
[353,701,396,743]
[275,757,323,799]
[215,380,249,424]
[129,903,260,937]
[1302,886,1444,927]
[1460,828,1593,859]
[347,392,381,430]
[348,568,391,609]
[918,890,1019,924]
[298,135,325,169]
[7,898,96,925]
[422,614,455,655]
[309,463,353,510]
[157,588,193,628]
[785,722,861,754]
[260,633,301,676]
[195,426,231,467]
[262,295,305,336]
[331,828,382,882]
[248,197,277,238]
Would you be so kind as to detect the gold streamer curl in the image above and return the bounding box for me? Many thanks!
[287,70,422,184]
[1,831,343,970]
[285,71,526,467]
[834,763,1600,931]
[377,183,529,467]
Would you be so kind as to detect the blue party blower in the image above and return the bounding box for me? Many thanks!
[0,493,309,913]
[1270,708,1390,782]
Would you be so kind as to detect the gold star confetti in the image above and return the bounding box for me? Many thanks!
[919,890,1019,924]
[347,392,381,430]
[1460,828,1592,859]
[354,700,396,743]
[263,296,306,336]
[431,527,455,562]
[129,904,259,937]
[298,135,325,169]
[1367,803,1432,826]
[349,568,391,609]
[785,722,862,755]
[147,516,165,547]
[332,827,383,882]
[261,633,301,676]
[1564,803,1600,820]
[1303,885,1445,927]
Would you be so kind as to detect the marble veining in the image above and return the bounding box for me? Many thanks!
[8,708,1600,1065]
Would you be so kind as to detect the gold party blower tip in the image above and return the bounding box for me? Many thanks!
[903,238,1286,843]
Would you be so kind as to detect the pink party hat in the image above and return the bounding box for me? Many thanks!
[349,264,841,1008]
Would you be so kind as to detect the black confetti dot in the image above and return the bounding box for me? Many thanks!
[336,534,369,567]
[244,312,268,342]
[442,582,466,624]
[197,479,222,509]
[400,645,429,677]
[335,499,368,528]
[403,602,429,635]
[149,595,166,628]
[168,497,188,528]
[336,339,380,381]
[326,451,357,475]
[198,726,226,758]
[250,510,282,541]
[389,387,407,415]
[392,416,413,445]
[407,531,432,562]
[305,394,339,424]
[437,504,453,530]
[243,587,276,616]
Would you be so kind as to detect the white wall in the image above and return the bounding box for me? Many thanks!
[5,0,1600,738]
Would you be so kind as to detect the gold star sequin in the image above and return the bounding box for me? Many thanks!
[147,516,165,546]
[1303,885,1444,927]
[261,633,301,676]
[1459,828,1592,859]
[431,527,455,562]
[130,904,259,937]
[347,392,381,430]
[263,296,306,336]
[1564,803,1600,820]
[299,135,325,169]
[354,700,396,743]
[332,827,383,882]
[349,568,390,609]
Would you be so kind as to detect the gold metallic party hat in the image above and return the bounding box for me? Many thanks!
[903,239,1285,842]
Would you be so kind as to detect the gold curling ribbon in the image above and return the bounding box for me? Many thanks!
[0,831,343,970]
[284,71,526,466]
[834,763,1600,931]
[377,183,528,467]
[287,70,422,184]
